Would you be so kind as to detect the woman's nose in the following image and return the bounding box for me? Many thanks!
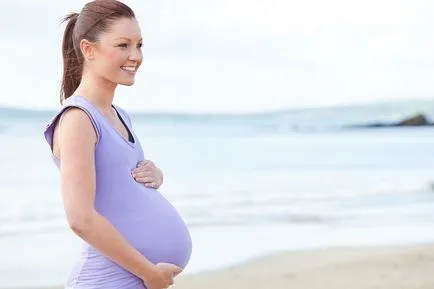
[129,47,142,61]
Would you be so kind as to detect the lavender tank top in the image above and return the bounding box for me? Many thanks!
[43,96,192,289]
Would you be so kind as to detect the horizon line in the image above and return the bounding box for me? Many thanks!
[0,97,433,117]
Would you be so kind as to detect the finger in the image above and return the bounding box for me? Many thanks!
[132,165,154,173]
[136,160,153,168]
[134,176,155,183]
[131,169,154,178]
[136,159,148,166]
[169,264,182,275]
[143,182,158,189]
[139,160,155,168]
[156,181,162,188]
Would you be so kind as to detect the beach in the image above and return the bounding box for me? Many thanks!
[171,244,434,289]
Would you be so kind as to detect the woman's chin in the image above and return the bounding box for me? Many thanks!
[118,78,135,86]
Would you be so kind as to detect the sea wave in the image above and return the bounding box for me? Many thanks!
[1,182,432,238]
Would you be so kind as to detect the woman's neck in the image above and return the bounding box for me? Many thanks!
[74,72,117,113]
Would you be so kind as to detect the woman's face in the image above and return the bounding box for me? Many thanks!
[90,17,143,86]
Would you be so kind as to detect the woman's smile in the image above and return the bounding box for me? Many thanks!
[121,65,137,74]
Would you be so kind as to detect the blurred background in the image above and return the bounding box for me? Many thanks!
[1,0,434,288]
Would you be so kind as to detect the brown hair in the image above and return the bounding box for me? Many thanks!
[60,0,135,103]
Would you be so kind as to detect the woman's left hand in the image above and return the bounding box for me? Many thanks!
[131,160,164,189]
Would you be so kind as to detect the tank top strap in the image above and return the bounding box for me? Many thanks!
[43,95,103,151]
[112,104,133,129]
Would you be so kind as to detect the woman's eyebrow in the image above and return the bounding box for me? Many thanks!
[115,37,143,41]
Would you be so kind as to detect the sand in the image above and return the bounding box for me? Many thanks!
[11,243,434,289]
[171,244,434,289]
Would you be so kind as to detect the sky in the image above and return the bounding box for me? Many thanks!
[0,0,433,113]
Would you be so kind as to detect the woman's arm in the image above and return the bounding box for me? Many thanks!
[57,108,173,284]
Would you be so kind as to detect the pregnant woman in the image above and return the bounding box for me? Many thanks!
[42,1,192,288]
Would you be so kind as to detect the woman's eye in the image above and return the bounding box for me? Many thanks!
[137,43,143,48]
[118,43,128,48]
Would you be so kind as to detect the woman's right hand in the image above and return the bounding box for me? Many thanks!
[142,262,183,289]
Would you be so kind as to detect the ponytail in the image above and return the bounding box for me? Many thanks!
[60,13,82,104]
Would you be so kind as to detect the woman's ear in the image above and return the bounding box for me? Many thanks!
[80,39,95,62]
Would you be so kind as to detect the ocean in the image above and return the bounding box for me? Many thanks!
[1,100,434,288]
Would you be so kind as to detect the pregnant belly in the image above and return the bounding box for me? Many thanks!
[104,187,193,269]
[69,190,192,289]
